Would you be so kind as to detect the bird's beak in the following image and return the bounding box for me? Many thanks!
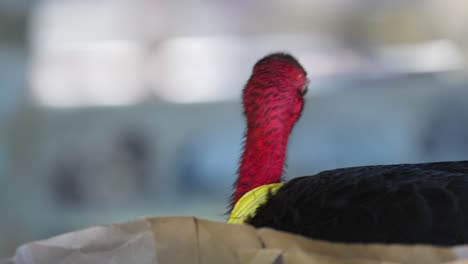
[302,79,310,96]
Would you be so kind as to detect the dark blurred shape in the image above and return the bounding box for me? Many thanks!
[49,127,152,208]
[423,89,468,160]
[115,129,151,193]
[52,156,84,207]
[0,2,27,45]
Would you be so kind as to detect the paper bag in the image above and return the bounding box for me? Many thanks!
[4,216,468,264]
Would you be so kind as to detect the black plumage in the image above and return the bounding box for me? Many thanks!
[248,160,468,245]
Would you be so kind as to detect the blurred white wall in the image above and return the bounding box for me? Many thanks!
[29,0,468,107]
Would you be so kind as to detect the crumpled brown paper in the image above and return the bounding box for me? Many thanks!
[4,216,468,264]
[1,218,156,264]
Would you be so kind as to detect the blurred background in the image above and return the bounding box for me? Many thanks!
[1,0,468,258]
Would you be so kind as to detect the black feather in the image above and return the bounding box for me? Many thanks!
[247,160,468,245]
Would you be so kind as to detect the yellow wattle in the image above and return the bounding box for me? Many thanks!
[228,183,283,224]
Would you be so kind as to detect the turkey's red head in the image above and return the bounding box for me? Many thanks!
[243,53,308,131]
[232,53,308,205]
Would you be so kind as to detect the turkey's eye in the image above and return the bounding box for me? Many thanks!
[301,79,309,95]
